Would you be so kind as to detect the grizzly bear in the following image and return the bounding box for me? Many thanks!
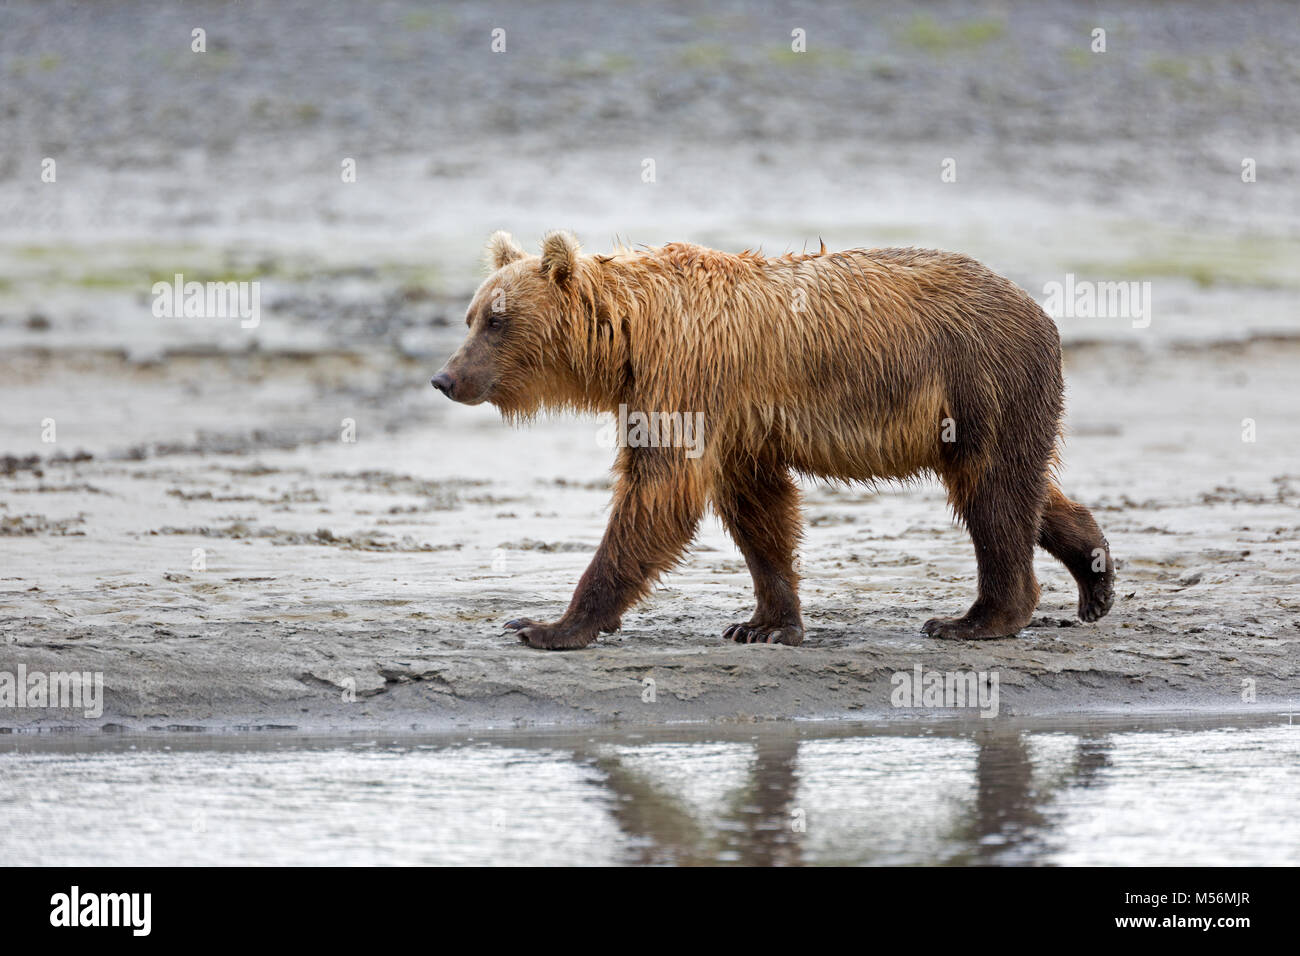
[431,231,1115,650]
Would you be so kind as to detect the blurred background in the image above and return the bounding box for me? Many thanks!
[3,0,1297,352]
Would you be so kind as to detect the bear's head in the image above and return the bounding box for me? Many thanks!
[432,230,627,418]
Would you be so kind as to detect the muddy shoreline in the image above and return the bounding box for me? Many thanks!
[3,623,1296,736]
[4,338,1297,736]
[4,0,1299,735]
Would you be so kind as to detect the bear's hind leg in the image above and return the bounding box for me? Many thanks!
[1038,482,1115,622]
[925,462,1043,640]
[714,464,804,646]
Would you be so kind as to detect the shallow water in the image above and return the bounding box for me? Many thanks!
[2,716,1296,866]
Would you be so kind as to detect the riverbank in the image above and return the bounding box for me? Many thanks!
[4,336,1297,734]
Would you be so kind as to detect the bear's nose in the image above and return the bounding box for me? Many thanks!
[430,372,454,398]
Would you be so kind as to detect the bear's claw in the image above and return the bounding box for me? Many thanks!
[1077,575,1115,623]
[922,616,1023,641]
[723,622,804,646]
[504,617,598,650]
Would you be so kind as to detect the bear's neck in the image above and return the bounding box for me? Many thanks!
[550,268,638,414]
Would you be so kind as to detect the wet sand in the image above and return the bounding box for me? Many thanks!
[2,333,1297,732]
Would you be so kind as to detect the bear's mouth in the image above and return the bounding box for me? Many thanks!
[430,367,497,406]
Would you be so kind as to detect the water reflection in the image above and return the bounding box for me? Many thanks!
[579,728,1128,865]
[953,729,1112,865]
[0,715,1294,866]
[587,736,805,865]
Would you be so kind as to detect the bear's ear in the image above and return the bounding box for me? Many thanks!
[540,230,581,284]
[485,231,526,271]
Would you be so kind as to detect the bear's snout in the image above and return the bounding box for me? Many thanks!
[430,372,455,398]
[431,361,492,405]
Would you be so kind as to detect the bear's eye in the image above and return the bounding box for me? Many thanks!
[487,315,504,331]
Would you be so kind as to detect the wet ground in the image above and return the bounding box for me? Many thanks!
[1,327,1297,730]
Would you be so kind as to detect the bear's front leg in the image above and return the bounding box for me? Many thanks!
[505,448,705,650]
[714,461,805,646]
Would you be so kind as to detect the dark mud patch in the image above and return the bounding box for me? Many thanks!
[0,513,86,536]
[150,522,456,552]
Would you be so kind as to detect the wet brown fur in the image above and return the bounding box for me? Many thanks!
[435,231,1115,649]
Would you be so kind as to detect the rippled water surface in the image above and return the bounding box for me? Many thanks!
[2,717,1296,865]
